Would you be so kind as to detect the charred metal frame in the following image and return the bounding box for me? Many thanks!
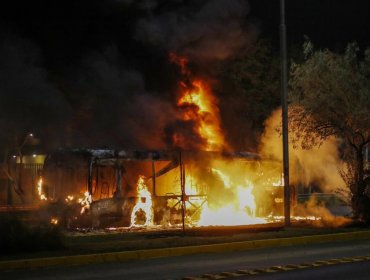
[46,148,270,228]
[82,149,196,229]
[179,151,188,231]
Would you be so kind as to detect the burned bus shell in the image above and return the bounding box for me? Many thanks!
[42,149,283,228]
[42,149,183,227]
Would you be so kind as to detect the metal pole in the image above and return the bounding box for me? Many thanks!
[179,151,186,233]
[151,159,156,196]
[7,157,13,205]
[87,157,93,196]
[280,0,290,226]
[19,154,23,195]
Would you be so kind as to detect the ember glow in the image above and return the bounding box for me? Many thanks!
[50,217,58,225]
[65,195,74,203]
[272,173,285,187]
[270,215,322,222]
[131,176,153,227]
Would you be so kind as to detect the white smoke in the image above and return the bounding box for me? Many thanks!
[259,108,346,193]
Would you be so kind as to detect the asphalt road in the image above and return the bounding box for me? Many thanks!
[236,261,370,280]
[2,239,370,280]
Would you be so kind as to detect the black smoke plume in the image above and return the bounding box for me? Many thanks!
[0,0,255,153]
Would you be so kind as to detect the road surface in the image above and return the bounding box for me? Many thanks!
[1,239,370,280]
[234,260,370,280]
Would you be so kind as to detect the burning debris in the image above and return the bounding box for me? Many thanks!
[26,109,353,231]
[0,0,359,236]
[36,148,286,229]
[65,195,74,203]
[33,140,351,231]
[50,217,59,225]
[12,45,351,232]
[37,177,47,201]
[78,191,92,214]
[14,58,351,232]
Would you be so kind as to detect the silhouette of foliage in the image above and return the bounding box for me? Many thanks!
[289,41,370,222]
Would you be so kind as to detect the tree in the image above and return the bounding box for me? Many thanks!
[289,41,370,222]
[217,39,281,151]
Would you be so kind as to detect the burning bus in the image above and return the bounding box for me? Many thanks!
[39,148,284,228]
[34,53,287,229]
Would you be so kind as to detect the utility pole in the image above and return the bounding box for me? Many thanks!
[179,151,186,233]
[280,0,290,226]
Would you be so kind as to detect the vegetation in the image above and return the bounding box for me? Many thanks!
[218,39,281,150]
[3,225,364,261]
[0,217,65,254]
[289,41,370,222]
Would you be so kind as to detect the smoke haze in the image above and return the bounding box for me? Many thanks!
[259,109,346,193]
[0,36,71,149]
[135,0,256,63]
[0,0,256,152]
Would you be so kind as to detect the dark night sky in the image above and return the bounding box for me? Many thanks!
[2,0,369,61]
[1,0,370,151]
[252,0,370,49]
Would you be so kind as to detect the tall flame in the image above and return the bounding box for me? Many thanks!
[171,53,227,151]
[169,53,267,226]
[131,176,153,227]
[177,80,226,151]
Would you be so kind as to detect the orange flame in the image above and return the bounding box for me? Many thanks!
[196,168,266,226]
[169,53,268,226]
[65,195,74,203]
[50,217,58,225]
[37,177,47,201]
[63,192,91,214]
[172,53,227,151]
[131,176,153,227]
[78,191,92,214]
[169,52,189,75]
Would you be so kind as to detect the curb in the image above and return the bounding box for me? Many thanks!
[1,230,370,271]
